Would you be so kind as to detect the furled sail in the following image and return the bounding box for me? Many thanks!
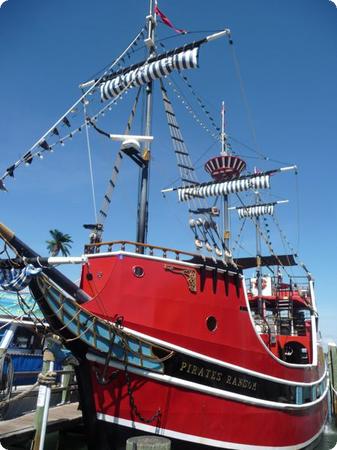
[235,254,297,269]
[176,174,270,202]
[237,203,274,219]
[100,47,199,101]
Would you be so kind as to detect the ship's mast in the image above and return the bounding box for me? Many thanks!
[221,102,230,261]
[255,191,264,318]
[204,102,246,261]
[136,0,156,245]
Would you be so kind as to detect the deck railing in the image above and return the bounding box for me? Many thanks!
[84,240,198,261]
[245,275,311,302]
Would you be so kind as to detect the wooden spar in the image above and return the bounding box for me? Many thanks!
[161,166,297,195]
[0,223,90,304]
[32,349,55,450]
[80,29,231,89]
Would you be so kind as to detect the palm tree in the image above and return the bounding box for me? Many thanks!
[46,229,73,256]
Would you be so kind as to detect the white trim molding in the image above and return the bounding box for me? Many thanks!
[96,413,325,450]
[87,353,328,411]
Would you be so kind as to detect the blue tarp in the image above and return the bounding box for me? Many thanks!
[0,290,44,319]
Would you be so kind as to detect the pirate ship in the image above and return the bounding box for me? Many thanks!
[0,1,328,449]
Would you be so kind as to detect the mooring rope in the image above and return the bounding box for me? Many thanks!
[0,369,58,410]
[0,382,38,409]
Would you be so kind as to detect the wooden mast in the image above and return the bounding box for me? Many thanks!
[136,0,156,245]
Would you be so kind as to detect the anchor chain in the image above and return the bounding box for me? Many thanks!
[124,360,161,425]
[118,323,161,425]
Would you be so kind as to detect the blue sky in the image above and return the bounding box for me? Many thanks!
[0,0,336,344]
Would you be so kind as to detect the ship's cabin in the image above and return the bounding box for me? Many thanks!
[246,274,315,364]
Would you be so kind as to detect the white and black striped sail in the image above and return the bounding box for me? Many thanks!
[100,47,199,101]
[237,203,274,219]
[176,174,270,202]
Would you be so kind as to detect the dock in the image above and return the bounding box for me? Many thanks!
[0,402,82,445]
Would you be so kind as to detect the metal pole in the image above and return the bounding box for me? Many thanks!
[136,0,156,246]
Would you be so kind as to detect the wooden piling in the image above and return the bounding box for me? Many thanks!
[60,364,74,404]
[126,436,171,450]
[31,348,55,450]
[328,342,337,422]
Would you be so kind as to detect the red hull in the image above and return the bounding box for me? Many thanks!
[91,367,328,449]
[77,249,327,448]
[81,253,324,382]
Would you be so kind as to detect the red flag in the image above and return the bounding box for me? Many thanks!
[155,6,187,34]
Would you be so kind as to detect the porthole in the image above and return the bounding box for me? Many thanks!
[206,316,217,332]
[133,266,144,278]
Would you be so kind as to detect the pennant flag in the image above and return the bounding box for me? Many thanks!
[6,165,15,177]
[0,180,7,192]
[52,127,59,136]
[39,140,50,151]
[62,117,71,127]
[23,151,33,165]
[155,6,187,34]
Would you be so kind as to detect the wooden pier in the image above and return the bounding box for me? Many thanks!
[0,402,82,446]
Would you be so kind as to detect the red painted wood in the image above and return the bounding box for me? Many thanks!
[90,366,328,448]
[80,254,325,383]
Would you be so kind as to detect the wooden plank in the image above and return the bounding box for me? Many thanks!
[0,402,81,442]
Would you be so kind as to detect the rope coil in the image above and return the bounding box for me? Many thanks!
[38,371,57,387]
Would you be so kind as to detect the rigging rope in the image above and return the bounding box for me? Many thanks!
[234,193,292,277]
[166,76,219,141]
[229,41,262,158]
[160,80,223,256]
[158,41,221,140]
[0,26,146,188]
[91,88,142,241]
[271,214,298,257]
[83,101,98,223]
[231,217,247,254]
